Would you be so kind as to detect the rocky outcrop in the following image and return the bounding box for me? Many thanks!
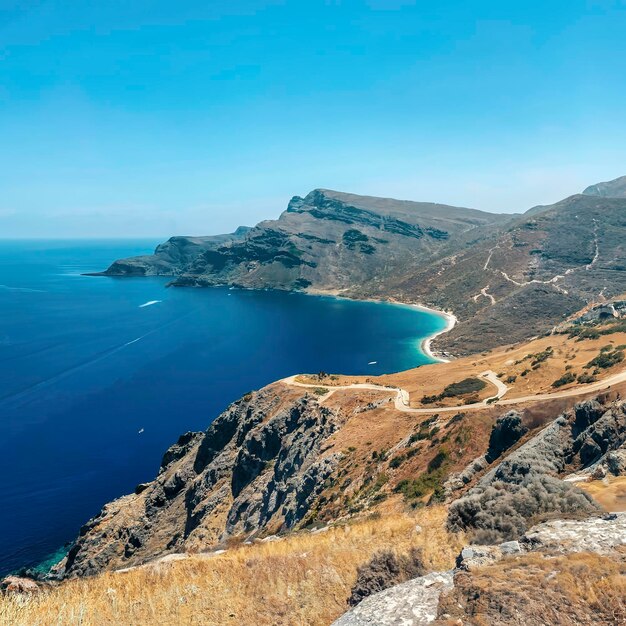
[485,410,527,463]
[447,398,626,542]
[55,386,345,578]
[332,513,626,626]
[332,571,454,626]
[1,576,40,594]
[444,411,527,496]
[94,228,251,277]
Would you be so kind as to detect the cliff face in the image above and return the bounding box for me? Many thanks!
[101,188,509,293]
[97,182,626,356]
[99,227,251,277]
[56,386,344,577]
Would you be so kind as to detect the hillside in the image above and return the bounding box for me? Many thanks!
[4,318,626,624]
[96,181,626,356]
[583,173,626,198]
[49,318,626,578]
[386,192,626,354]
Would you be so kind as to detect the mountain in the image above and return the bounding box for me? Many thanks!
[385,192,626,354]
[96,181,626,357]
[99,188,511,294]
[583,174,626,198]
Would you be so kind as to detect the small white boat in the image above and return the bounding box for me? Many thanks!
[138,428,144,434]
[368,361,377,365]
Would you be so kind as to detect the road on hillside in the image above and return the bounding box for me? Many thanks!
[281,366,626,414]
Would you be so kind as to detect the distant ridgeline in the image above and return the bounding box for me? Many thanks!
[98,176,626,355]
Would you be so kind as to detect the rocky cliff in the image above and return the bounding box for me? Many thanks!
[95,227,251,276]
[55,386,344,577]
[96,181,626,356]
[100,189,509,295]
[53,360,626,580]
[583,173,626,198]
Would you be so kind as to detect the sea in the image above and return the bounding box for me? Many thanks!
[0,239,446,575]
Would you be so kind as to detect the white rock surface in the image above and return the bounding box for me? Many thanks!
[331,571,454,626]
[522,513,626,554]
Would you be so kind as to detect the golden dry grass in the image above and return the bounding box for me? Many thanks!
[579,476,626,512]
[1,506,463,626]
[436,550,626,625]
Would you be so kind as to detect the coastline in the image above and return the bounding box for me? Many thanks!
[304,287,457,364]
[411,305,457,363]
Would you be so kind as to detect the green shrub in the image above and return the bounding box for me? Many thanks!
[427,449,449,472]
[389,455,406,469]
[552,372,576,388]
[421,377,486,403]
[586,349,624,370]
[577,373,597,384]
[441,377,487,398]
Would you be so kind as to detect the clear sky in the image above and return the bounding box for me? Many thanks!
[1,0,626,238]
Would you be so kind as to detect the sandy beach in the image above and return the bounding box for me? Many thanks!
[304,288,457,364]
[411,305,457,363]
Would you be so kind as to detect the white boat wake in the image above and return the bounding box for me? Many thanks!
[0,284,46,293]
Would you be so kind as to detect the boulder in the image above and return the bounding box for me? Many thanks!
[1,576,39,594]
[606,449,626,475]
[332,571,454,626]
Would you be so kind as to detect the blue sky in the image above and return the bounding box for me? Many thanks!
[1,0,626,237]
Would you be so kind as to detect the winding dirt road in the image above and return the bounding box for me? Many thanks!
[282,366,626,414]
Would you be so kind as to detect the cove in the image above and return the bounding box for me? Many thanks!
[0,240,446,575]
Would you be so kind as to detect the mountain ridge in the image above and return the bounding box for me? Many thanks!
[95,181,626,355]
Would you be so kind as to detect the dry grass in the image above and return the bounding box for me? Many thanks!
[292,328,626,410]
[0,507,462,626]
[436,550,626,625]
[379,329,626,404]
[579,476,626,512]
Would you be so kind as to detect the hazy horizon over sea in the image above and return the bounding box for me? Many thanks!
[0,239,446,575]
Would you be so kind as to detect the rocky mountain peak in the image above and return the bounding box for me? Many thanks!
[583,174,626,198]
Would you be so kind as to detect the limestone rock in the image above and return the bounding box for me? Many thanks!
[332,571,454,626]
[57,388,343,577]
[521,513,626,555]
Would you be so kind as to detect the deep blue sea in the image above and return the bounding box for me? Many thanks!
[0,240,445,576]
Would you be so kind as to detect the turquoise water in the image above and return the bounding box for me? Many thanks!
[0,240,445,575]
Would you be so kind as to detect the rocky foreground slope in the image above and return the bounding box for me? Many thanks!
[52,367,626,580]
[333,514,626,626]
[98,177,626,355]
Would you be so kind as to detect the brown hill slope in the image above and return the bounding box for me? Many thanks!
[96,181,626,356]
[384,193,626,354]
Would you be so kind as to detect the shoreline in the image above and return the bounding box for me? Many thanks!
[411,304,457,363]
[88,274,458,365]
[304,287,457,364]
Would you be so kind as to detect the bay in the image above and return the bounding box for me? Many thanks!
[0,240,445,574]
